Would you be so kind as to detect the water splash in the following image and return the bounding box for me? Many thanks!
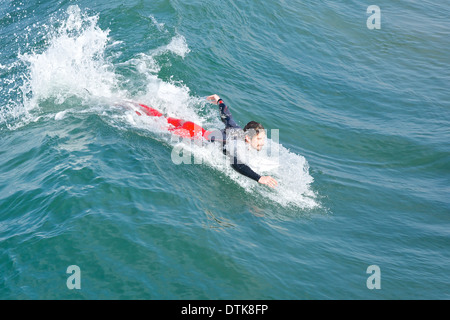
[0,5,120,129]
[167,133,319,209]
[19,5,121,108]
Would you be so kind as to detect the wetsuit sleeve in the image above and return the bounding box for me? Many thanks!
[217,99,259,181]
[218,99,241,129]
[230,158,261,182]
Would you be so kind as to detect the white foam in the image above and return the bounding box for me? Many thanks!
[166,34,190,58]
[55,110,67,120]
[19,5,122,109]
[149,15,166,32]
[1,5,127,129]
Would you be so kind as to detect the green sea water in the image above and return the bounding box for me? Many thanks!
[0,0,449,299]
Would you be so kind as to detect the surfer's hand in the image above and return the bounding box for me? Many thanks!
[258,176,278,188]
[206,94,221,104]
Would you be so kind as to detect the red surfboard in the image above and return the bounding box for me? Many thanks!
[135,104,211,140]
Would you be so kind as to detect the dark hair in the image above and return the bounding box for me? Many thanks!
[243,121,265,138]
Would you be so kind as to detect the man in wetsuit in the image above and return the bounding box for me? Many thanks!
[205,94,278,189]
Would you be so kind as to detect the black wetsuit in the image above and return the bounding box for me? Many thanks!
[207,99,261,182]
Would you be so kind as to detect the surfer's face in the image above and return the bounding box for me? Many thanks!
[246,131,266,151]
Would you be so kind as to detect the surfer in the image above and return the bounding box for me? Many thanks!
[205,94,278,189]
[130,95,278,188]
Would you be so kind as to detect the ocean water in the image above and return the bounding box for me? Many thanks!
[0,0,448,299]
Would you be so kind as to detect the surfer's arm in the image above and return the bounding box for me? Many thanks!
[206,94,240,129]
[231,161,261,182]
[231,162,278,188]
[218,99,240,129]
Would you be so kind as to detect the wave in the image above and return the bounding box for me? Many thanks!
[1,5,319,209]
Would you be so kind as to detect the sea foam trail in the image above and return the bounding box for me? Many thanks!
[5,5,319,209]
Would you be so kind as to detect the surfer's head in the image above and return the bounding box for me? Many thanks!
[244,121,266,151]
